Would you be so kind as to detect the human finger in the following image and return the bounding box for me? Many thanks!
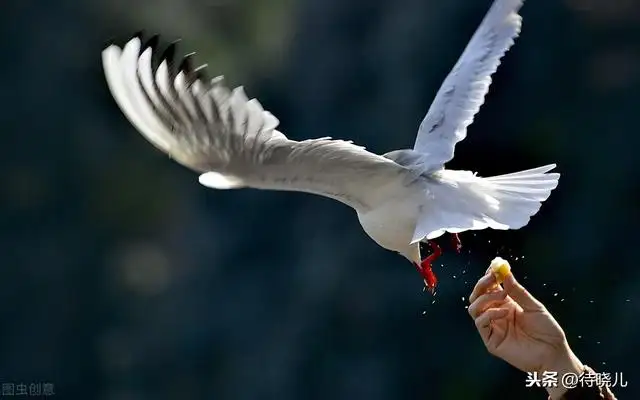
[474,307,509,343]
[468,290,508,319]
[485,266,504,291]
[502,273,544,312]
[469,272,501,304]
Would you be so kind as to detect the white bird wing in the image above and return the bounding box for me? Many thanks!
[413,0,523,171]
[102,35,411,211]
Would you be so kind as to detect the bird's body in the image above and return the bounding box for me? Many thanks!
[358,187,424,262]
[102,0,559,292]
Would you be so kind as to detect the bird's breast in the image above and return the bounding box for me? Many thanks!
[357,195,422,253]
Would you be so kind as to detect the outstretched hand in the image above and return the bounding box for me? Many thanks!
[468,267,585,399]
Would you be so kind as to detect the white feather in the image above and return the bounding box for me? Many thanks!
[101,37,410,211]
[413,0,524,172]
[411,164,559,243]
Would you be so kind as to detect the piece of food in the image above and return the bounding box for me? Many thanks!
[490,257,511,284]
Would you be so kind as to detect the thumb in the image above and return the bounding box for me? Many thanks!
[503,273,544,312]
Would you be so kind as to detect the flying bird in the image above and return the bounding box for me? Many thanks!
[102,0,558,293]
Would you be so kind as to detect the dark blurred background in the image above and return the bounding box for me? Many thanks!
[1,0,639,399]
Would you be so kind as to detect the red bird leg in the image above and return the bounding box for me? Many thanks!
[414,241,443,294]
[451,233,462,253]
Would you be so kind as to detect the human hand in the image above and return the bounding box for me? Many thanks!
[468,266,585,399]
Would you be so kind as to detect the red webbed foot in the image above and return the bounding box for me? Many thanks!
[414,241,443,294]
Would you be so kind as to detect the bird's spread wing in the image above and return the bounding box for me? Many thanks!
[102,35,411,211]
[413,0,523,171]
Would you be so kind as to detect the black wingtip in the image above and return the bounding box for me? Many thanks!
[162,40,180,64]
[143,34,160,51]
[193,64,209,82]
[131,30,145,41]
[179,52,196,74]
[104,36,117,49]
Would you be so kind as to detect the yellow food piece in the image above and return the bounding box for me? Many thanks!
[490,257,511,284]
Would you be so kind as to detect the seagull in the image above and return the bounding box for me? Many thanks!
[102,0,558,293]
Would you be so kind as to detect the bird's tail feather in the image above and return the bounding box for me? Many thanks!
[411,164,559,243]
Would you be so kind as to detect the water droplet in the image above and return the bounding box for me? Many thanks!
[522,256,525,259]
[523,275,527,280]
[561,298,565,302]
[543,283,547,287]
[553,293,558,297]
[464,305,469,309]
[626,299,631,302]
[597,341,601,345]
[462,296,466,302]
[589,300,594,303]
[602,361,606,365]
[515,257,520,261]
[422,311,426,315]
[453,275,457,279]
[578,335,582,339]
[431,300,436,304]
